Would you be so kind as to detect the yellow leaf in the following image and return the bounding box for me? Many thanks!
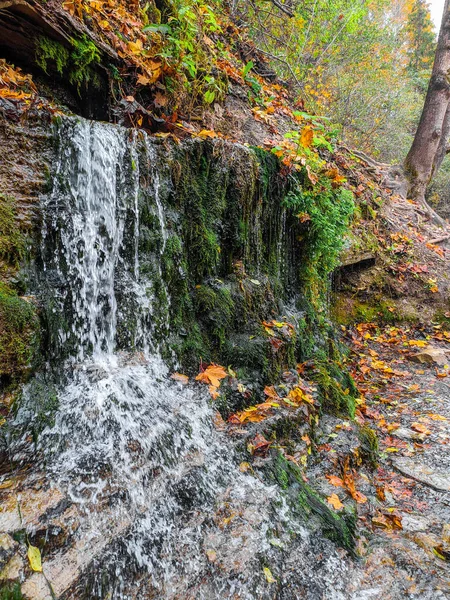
[27,545,42,572]
[128,39,143,55]
[327,493,344,510]
[300,126,314,148]
[263,566,276,584]
[197,129,218,139]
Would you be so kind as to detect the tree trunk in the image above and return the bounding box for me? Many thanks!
[405,0,450,207]
[431,101,450,177]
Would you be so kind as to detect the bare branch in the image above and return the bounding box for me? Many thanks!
[266,0,294,18]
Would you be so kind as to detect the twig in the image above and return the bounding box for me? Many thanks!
[429,234,450,244]
[255,47,301,86]
[267,0,294,18]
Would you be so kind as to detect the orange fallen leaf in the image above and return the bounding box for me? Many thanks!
[196,364,228,388]
[326,474,344,488]
[327,494,344,510]
[411,422,431,435]
[427,413,447,421]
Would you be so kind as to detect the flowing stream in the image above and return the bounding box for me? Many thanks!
[16,117,356,599]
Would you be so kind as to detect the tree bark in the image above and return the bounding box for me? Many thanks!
[432,101,450,177]
[405,0,450,207]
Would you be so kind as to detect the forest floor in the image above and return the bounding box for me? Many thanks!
[323,323,450,598]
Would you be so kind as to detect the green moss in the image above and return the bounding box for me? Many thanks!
[270,454,355,552]
[194,285,235,349]
[35,37,70,75]
[307,359,357,418]
[69,35,101,90]
[283,179,354,309]
[0,583,23,600]
[0,283,39,379]
[358,425,379,469]
[36,35,101,91]
[332,297,402,326]
[0,195,26,268]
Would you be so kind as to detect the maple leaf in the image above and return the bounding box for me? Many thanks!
[327,493,344,510]
[196,364,228,387]
[128,39,143,55]
[264,385,279,399]
[287,387,314,405]
[326,474,344,487]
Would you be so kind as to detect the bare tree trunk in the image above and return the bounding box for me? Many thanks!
[405,0,450,210]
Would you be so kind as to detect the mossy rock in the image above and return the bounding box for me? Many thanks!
[0,283,39,380]
[0,195,26,272]
[306,359,358,418]
[358,424,379,469]
[269,453,355,552]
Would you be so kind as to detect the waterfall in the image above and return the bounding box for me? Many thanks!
[16,117,352,599]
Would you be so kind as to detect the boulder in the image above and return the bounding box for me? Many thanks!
[409,347,449,366]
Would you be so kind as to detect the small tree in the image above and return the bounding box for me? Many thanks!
[405,0,450,217]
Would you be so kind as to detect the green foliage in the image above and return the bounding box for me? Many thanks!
[232,0,436,162]
[406,0,436,91]
[145,0,227,105]
[283,174,354,305]
[36,35,101,91]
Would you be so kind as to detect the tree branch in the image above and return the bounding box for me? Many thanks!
[266,0,294,18]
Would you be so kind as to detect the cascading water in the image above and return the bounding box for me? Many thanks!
[16,117,356,599]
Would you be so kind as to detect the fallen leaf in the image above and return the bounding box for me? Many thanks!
[196,364,228,387]
[327,493,344,510]
[411,422,431,435]
[263,566,276,584]
[326,474,344,488]
[205,548,217,562]
[300,126,314,147]
[209,385,220,400]
[27,545,42,572]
